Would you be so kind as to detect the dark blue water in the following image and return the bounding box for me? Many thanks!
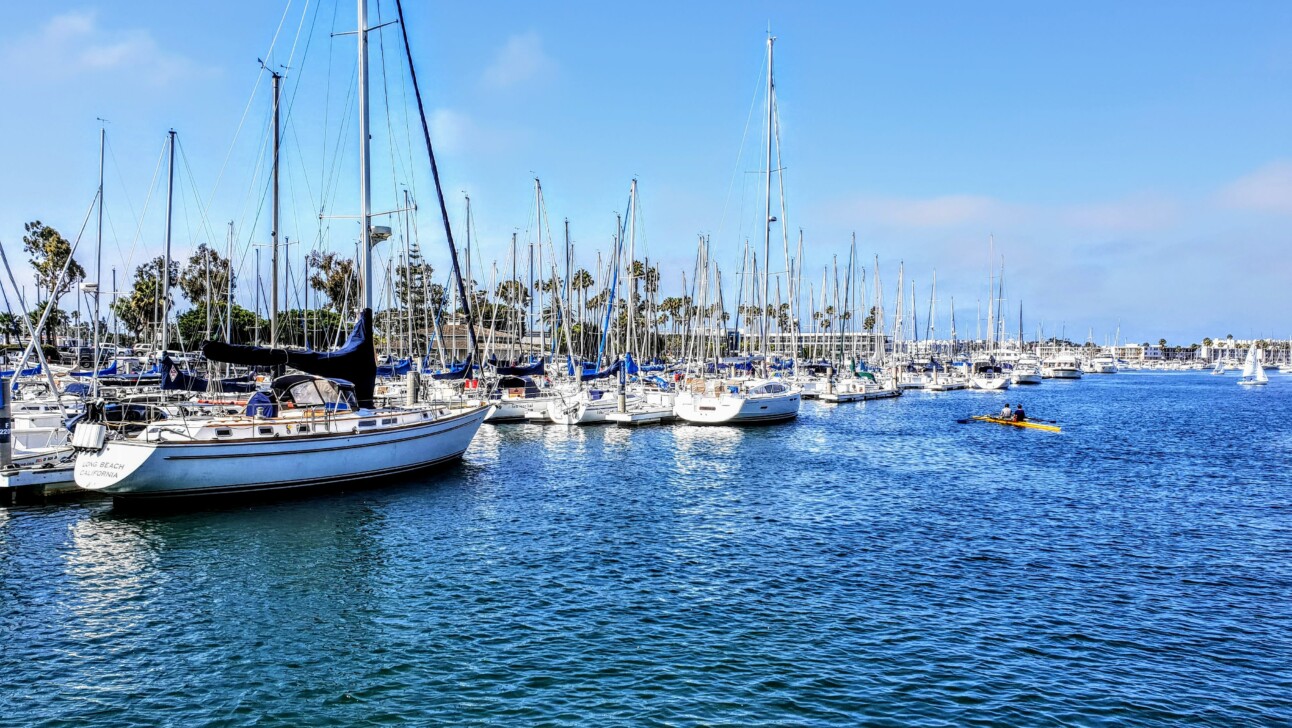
[2,373,1289,726]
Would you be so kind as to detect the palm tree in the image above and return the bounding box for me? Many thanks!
[0,312,19,345]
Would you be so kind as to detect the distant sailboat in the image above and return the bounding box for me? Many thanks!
[1237,347,1268,386]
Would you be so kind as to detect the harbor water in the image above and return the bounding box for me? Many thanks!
[1,373,1288,725]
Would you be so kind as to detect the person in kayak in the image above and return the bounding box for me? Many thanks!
[1013,404,1026,422]
[1000,403,1013,419]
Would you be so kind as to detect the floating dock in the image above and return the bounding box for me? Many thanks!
[0,466,80,505]
[819,389,902,403]
[606,409,676,426]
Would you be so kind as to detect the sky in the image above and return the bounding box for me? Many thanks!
[0,0,1289,345]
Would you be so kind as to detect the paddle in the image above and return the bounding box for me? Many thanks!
[957,414,1060,425]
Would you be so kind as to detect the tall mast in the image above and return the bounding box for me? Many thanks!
[161,129,176,353]
[270,69,282,346]
[357,0,373,312]
[92,121,105,389]
[531,179,539,359]
[761,34,775,370]
[226,221,235,343]
[627,178,637,357]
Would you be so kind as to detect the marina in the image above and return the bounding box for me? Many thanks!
[2,373,1289,725]
[1,0,1289,724]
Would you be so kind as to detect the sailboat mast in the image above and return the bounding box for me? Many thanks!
[92,122,105,389]
[627,178,638,358]
[270,69,282,346]
[357,0,373,312]
[761,35,775,370]
[161,129,176,353]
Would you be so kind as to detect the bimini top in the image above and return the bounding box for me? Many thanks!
[270,374,358,410]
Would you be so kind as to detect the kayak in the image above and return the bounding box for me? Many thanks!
[971,415,1061,433]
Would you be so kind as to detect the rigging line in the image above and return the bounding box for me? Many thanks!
[177,139,220,254]
[319,64,359,221]
[374,0,406,224]
[716,48,769,246]
[277,1,325,218]
[200,0,293,217]
[104,140,140,269]
[394,11,419,206]
[120,138,169,279]
[394,0,476,357]
[319,0,341,202]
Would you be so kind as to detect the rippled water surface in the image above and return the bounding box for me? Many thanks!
[2,373,1290,726]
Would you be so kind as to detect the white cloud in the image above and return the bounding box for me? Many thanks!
[825,194,1021,228]
[1218,161,1292,215]
[1059,195,1179,232]
[1,10,212,87]
[822,192,1180,234]
[430,108,522,156]
[482,31,556,90]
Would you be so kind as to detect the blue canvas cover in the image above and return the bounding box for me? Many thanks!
[204,309,378,407]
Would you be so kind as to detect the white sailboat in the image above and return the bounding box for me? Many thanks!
[674,35,800,426]
[1237,347,1268,386]
[71,0,489,500]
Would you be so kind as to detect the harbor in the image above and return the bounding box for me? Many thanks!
[2,373,1289,725]
[1,0,1289,725]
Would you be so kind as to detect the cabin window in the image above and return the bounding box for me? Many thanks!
[381,417,397,425]
[358,419,376,427]
[297,425,310,433]
[258,427,274,435]
[215,428,232,437]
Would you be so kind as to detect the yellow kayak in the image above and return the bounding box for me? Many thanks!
[971,415,1061,433]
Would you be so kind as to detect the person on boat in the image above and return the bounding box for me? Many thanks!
[1000,403,1013,419]
[1013,404,1026,422]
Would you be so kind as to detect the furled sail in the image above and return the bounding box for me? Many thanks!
[203,309,377,407]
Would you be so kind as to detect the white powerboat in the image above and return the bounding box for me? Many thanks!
[1042,353,1083,379]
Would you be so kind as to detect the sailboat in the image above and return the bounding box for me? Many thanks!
[70,0,489,499]
[1237,346,1268,386]
[673,35,800,425]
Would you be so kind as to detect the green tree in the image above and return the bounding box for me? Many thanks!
[26,303,68,345]
[23,221,86,303]
[1202,337,1213,347]
[177,302,264,346]
[179,244,236,305]
[306,251,358,314]
[0,312,20,344]
[1158,338,1167,349]
[394,249,432,310]
[111,256,179,341]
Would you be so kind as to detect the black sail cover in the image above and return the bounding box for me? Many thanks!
[203,308,378,407]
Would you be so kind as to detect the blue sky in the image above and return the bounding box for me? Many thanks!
[0,1,1289,344]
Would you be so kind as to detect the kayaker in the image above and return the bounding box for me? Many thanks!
[1000,403,1013,419]
[1013,404,1026,422]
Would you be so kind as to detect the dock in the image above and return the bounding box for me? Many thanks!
[820,389,902,403]
[0,466,81,505]
[606,408,676,426]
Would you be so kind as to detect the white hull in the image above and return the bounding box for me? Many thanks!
[673,389,799,424]
[1011,372,1043,385]
[484,395,558,423]
[547,391,641,425]
[74,406,488,499]
[1042,368,1083,379]
[1237,380,1267,386]
[970,376,1011,390]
